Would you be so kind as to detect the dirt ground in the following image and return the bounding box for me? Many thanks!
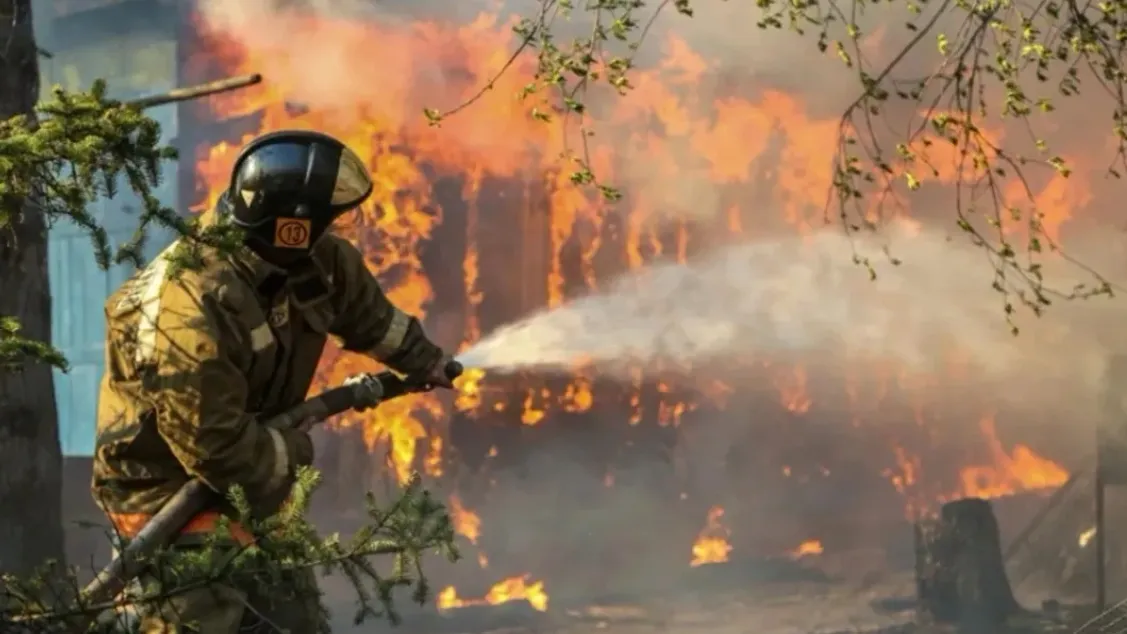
[59,459,1101,634]
[322,578,1091,634]
[319,559,1093,634]
[323,578,914,634]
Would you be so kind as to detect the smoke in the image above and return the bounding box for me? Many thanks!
[458,220,1124,414]
[192,0,869,223]
[194,0,418,114]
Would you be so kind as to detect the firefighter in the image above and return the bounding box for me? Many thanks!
[92,130,455,632]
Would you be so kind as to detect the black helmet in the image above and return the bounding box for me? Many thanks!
[222,130,373,263]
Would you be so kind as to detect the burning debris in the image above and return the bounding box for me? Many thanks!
[436,576,549,613]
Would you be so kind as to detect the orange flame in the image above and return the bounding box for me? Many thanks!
[955,415,1070,499]
[436,576,549,612]
[789,539,824,558]
[448,494,482,545]
[690,506,732,567]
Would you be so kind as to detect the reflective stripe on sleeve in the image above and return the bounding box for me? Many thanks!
[265,427,290,494]
[369,308,411,359]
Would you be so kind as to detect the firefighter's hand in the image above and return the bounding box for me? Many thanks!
[282,425,315,468]
[415,355,459,390]
[295,416,317,433]
[386,317,445,378]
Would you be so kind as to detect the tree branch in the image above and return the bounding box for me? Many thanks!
[124,73,263,111]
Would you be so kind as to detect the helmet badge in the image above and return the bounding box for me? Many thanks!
[273,218,312,249]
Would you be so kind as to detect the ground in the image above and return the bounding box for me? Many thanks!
[60,460,1096,634]
[320,557,1090,634]
[321,574,1090,634]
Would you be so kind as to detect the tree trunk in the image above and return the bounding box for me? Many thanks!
[914,498,1021,631]
[0,0,66,577]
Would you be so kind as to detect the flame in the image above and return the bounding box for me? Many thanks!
[774,365,812,414]
[690,506,732,567]
[882,414,1070,518]
[789,539,824,558]
[436,576,549,612]
[454,368,487,412]
[448,494,482,545]
[955,416,1070,499]
[424,436,444,478]
[1079,526,1097,548]
[521,390,547,426]
[448,496,494,569]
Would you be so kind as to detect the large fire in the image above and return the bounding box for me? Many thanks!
[185,2,1076,610]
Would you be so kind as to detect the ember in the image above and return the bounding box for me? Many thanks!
[789,540,824,558]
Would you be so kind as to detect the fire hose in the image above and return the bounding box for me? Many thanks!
[65,359,463,626]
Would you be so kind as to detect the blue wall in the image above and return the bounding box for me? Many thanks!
[49,104,178,455]
[35,3,181,455]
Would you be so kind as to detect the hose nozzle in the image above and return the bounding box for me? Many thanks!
[443,359,464,381]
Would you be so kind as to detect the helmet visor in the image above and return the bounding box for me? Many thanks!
[332,146,373,209]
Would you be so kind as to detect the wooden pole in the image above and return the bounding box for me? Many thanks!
[1096,456,1107,612]
[125,73,262,111]
[1003,467,1088,562]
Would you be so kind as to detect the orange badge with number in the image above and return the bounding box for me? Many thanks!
[274,218,312,249]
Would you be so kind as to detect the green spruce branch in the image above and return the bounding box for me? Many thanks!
[1,469,460,632]
[0,78,251,373]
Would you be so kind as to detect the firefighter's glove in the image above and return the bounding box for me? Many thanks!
[281,426,315,469]
[417,354,457,389]
[385,317,448,385]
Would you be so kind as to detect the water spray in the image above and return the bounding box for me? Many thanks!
[454,225,1107,405]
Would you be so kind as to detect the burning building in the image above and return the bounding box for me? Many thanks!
[177,0,1096,608]
[43,0,1108,614]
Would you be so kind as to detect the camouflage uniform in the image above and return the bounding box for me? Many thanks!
[93,210,419,633]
